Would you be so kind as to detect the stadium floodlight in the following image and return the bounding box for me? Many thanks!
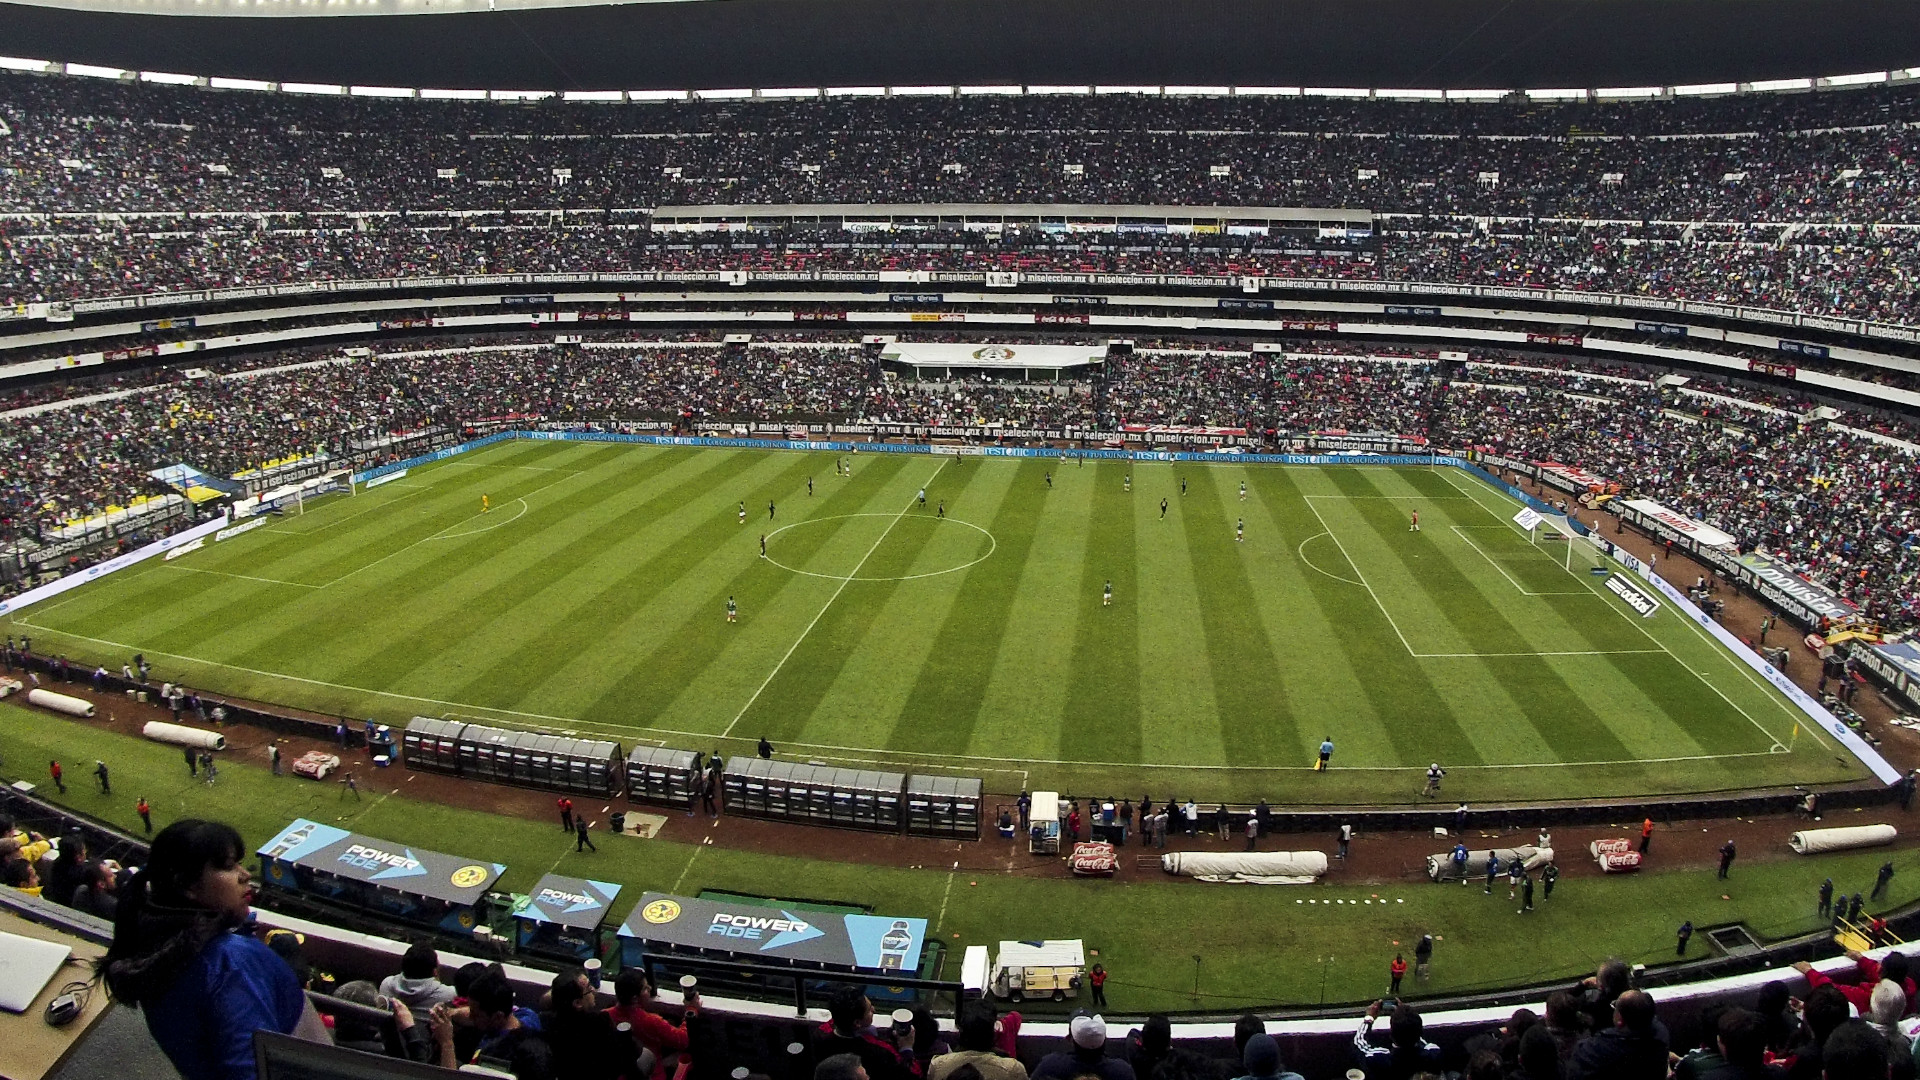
[628,89,690,101]
[957,85,1022,95]
[1376,88,1444,100]
[0,56,50,72]
[1028,85,1092,95]
[1444,89,1506,101]
[65,63,127,80]
[890,85,954,96]
[694,88,754,99]
[758,88,820,99]
[490,89,555,101]
[1525,88,1585,100]
[1596,86,1663,99]
[1095,86,1161,95]
[1304,87,1370,98]
[1164,85,1231,97]
[1749,77,1814,92]
[1825,71,1891,86]
[823,86,886,97]
[282,83,345,95]
[139,71,200,85]
[420,88,488,100]
[1232,86,1302,96]
[209,77,274,91]
[1672,82,1738,96]
[351,86,416,98]
[561,90,624,102]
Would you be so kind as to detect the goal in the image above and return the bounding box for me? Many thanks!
[1533,514,1608,575]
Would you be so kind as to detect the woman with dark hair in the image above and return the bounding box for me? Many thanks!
[101,819,327,1080]
[45,831,88,910]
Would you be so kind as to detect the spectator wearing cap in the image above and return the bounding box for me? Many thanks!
[1232,1033,1304,1080]
[331,980,435,1062]
[1031,1012,1135,1080]
[929,1000,1027,1080]
[1352,999,1442,1080]
[1566,990,1669,1080]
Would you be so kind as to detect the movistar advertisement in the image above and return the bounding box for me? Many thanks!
[619,891,927,972]
[256,818,505,905]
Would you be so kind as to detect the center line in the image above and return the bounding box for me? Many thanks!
[721,461,947,739]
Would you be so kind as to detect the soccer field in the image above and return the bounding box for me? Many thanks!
[5,439,1866,802]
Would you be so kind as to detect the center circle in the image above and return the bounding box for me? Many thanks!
[764,513,997,582]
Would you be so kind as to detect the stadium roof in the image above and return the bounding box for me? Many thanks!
[0,0,1915,94]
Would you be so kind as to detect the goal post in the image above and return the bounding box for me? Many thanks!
[1535,514,1606,574]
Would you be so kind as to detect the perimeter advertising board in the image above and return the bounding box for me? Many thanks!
[619,892,926,973]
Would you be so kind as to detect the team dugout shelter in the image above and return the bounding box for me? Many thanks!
[257,819,505,935]
[619,891,935,1002]
[512,875,623,964]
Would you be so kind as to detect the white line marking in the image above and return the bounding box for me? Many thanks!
[4,616,1780,774]
[1296,531,1366,587]
[720,461,949,739]
[1449,526,1589,596]
[162,564,323,589]
[935,871,956,931]
[670,846,702,894]
[1437,467,1804,753]
[317,471,577,588]
[764,512,997,582]
[426,497,528,539]
[1300,495,1420,657]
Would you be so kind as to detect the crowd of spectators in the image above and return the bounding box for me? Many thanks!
[50,810,1920,1080]
[7,71,1920,325]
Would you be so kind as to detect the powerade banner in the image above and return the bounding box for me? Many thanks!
[256,818,504,905]
[619,891,927,972]
[516,874,622,930]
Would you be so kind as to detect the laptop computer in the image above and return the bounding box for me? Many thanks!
[0,929,74,1013]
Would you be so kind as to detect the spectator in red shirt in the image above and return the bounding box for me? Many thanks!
[605,969,697,1080]
[1795,950,1918,1016]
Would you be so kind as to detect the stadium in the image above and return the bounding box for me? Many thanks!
[5,1,1920,1078]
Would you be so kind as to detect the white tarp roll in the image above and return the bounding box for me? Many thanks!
[1161,851,1329,883]
[27,688,95,718]
[1790,824,1897,855]
[1426,846,1540,882]
[142,720,227,752]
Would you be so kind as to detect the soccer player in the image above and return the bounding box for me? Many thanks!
[937,500,945,518]
[1180,477,1187,496]
[1123,473,1131,492]
[808,476,814,496]
[918,487,927,507]
[1160,498,1168,520]
[768,500,775,519]
[1410,510,1420,532]
[1045,471,1052,488]
[738,501,746,525]
[1317,736,1334,770]
[1103,580,1113,607]
[1236,518,1244,543]
[1239,480,1247,501]
[1423,763,1445,797]
[726,596,737,623]
[759,535,767,558]
[481,494,490,514]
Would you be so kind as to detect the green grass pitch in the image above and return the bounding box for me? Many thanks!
[4,439,1866,803]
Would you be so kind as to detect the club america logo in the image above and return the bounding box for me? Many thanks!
[972,346,1017,362]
